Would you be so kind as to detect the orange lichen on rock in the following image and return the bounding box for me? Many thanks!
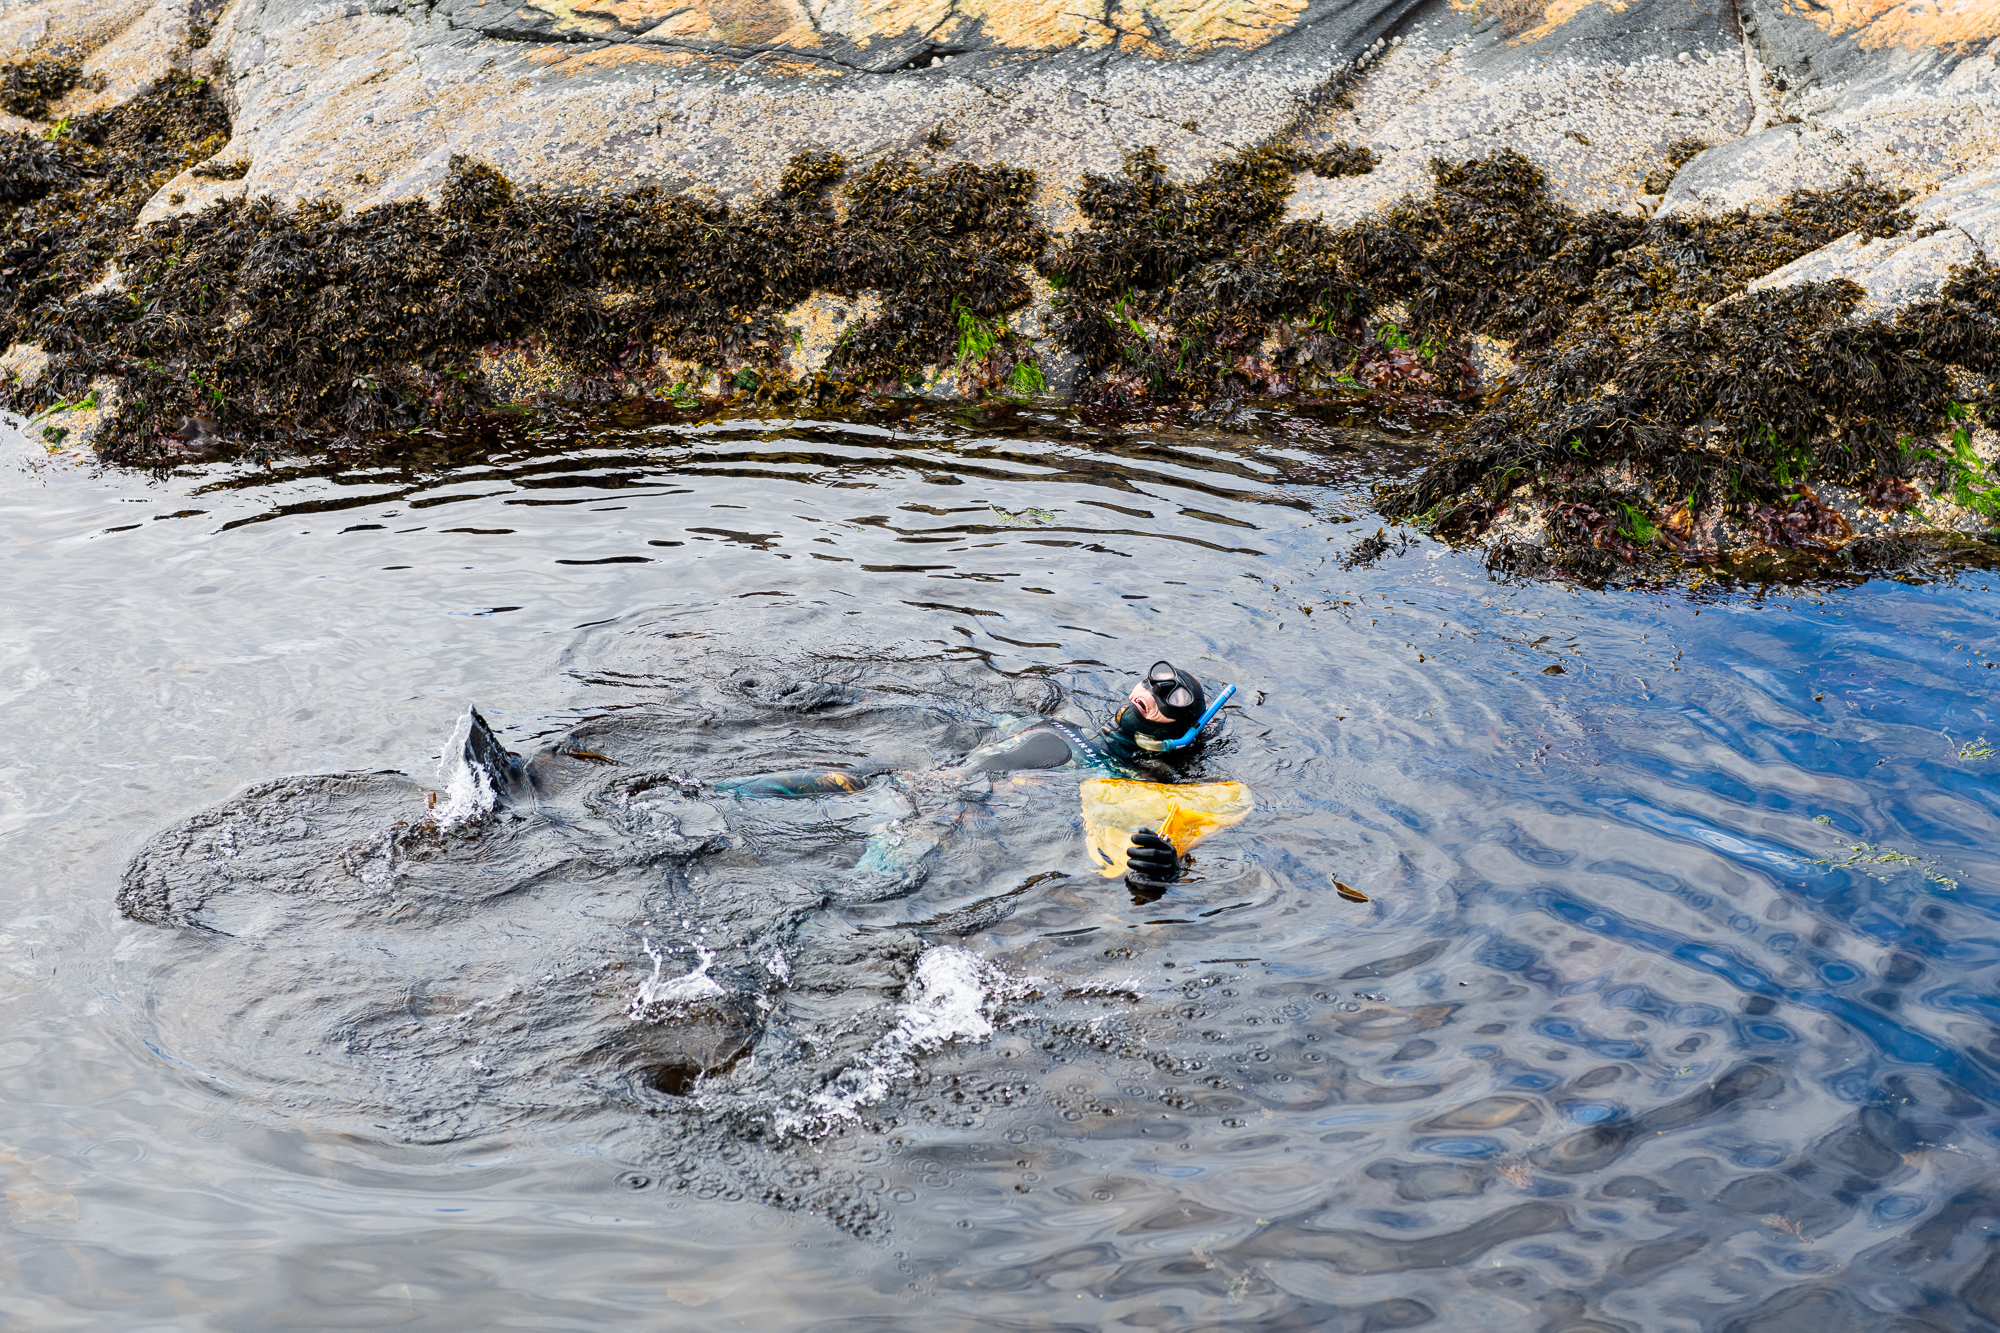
[518,43,703,72]
[461,0,1305,56]
[1459,0,1993,49]
[569,0,823,46]
[1095,0,1310,54]
[675,0,1310,58]
[1784,0,2000,50]
[1512,0,1633,44]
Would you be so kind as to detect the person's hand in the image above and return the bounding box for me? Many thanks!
[1126,828,1180,885]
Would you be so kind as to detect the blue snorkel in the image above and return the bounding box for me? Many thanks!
[1134,683,1235,753]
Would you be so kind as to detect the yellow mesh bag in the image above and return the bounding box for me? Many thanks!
[1079,778,1254,878]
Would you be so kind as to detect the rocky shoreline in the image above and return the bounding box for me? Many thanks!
[1,0,1996,573]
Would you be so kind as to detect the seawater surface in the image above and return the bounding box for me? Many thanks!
[5,405,2000,1332]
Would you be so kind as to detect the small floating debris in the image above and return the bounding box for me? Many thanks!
[562,748,620,764]
[988,504,1056,528]
[1335,881,1370,903]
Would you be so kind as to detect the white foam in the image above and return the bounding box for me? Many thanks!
[432,708,496,829]
[629,938,726,1017]
[775,946,1011,1138]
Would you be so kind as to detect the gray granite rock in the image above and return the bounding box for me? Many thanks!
[1742,0,2000,111]
[1748,227,1980,312]
[1655,124,1856,219]
[1916,166,2000,257]
[0,0,1988,237]
[1287,1,1755,223]
[180,0,1429,223]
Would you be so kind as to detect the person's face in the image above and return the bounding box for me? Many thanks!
[1116,664,1198,742]
[1127,679,1172,723]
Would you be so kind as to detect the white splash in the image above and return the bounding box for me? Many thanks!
[629,937,726,1017]
[775,946,1011,1138]
[432,709,496,829]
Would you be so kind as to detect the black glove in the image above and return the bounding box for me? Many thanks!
[1126,828,1181,886]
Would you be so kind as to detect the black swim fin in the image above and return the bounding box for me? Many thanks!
[463,707,526,792]
[435,706,534,823]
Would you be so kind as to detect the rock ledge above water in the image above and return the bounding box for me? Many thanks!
[1,0,1996,571]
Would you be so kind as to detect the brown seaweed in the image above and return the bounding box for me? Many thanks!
[5,97,1049,458]
[1,57,1992,577]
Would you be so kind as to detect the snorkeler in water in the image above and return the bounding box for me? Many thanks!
[711,661,1237,893]
[440,662,1243,898]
